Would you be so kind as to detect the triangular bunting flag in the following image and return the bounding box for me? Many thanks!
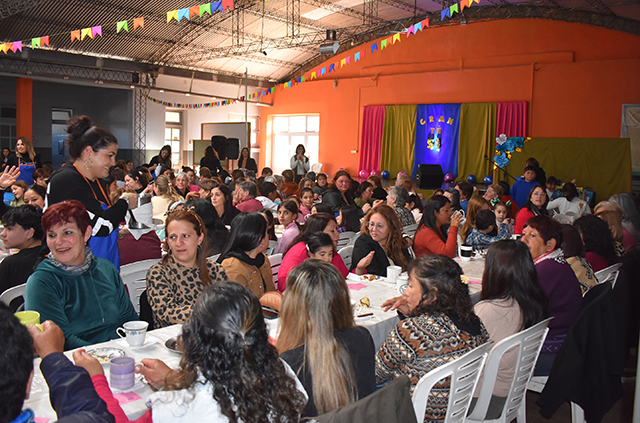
[81,28,92,40]
[360,50,365,59]
[167,10,179,22]
[12,41,22,52]
[270,87,275,93]
[460,1,467,11]
[0,44,5,54]
[441,8,450,20]
[311,71,317,80]
[41,36,49,46]
[211,1,223,12]
[178,8,190,21]
[406,25,415,37]
[345,56,350,65]
[222,0,234,11]
[392,33,400,43]
[381,39,387,50]
[329,64,335,73]
[471,0,480,4]
[134,17,144,30]
[414,21,422,32]
[371,42,378,53]
[200,3,211,15]
[92,26,102,37]
[354,52,360,62]
[288,82,292,88]
[71,30,81,42]
[32,38,41,48]
[3,43,12,53]
[320,67,326,76]
[422,18,430,28]
[450,3,459,14]
[189,6,200,18]
[117,20,129,33]
[301,76,305,82]
[340,58,346,68]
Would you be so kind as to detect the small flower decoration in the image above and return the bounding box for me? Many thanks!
[496,134,507,145]
[494,155,510,168]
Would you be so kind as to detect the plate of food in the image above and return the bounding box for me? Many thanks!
[360,274,380,282]
[85,347,126,363]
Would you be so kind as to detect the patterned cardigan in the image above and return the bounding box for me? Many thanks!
[375,312,488,423]
[146,256,227,328]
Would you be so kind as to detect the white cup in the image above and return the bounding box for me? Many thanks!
[460,245,473,261]
[387,265,402,283]
[116,321,148,348]
[396,274,409,294]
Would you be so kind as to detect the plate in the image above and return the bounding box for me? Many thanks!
[360,274,380,282]
[86,347,125,363]
[164,336,183,353]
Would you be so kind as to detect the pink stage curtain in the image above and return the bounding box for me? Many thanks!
[496,101,528,137]
[358,105,385,174]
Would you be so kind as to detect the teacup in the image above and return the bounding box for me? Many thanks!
[15,311,43,331]
[116,321,148,348]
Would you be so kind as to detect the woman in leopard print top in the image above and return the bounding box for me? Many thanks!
[146,209,227,328]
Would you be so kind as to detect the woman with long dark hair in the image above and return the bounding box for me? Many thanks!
[377,255,488,422]
[514,184,548,234]
[200,145,224,177]
[413,195,462,258]
[278,260,375,417]
[218,212,277,300]
[73,282,307,422]
[322,170,358,214]
[210,183,241,225]
[472,240,548,418]
[149,145,171,173]
[290,144,310,183]
[277,213,348,292]
[238,147,258,172]
[574,214,618,271]
[547,182,591,218]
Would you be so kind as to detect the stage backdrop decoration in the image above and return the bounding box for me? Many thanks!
[412,104,461,180]
[380,105,417,177]
[358,105,385,175]
[457,102,496,186]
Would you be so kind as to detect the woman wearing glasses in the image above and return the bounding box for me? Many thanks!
[350,204,409,277]
[514,185,549,235]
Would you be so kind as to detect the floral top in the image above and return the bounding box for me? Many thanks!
[146,256,227,328]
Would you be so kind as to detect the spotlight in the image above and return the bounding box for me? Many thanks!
[319,30,339,55]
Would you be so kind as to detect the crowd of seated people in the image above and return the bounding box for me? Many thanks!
[5,140,640,423]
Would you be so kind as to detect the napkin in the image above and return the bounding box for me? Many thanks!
[348,283,367,291]
[125,202,155,240]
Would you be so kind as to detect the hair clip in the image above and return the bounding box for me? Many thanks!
[489,198,500,207]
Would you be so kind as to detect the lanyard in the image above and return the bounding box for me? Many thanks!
[17,157,35,167]
[73,163,112,207]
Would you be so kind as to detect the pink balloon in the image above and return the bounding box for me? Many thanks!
[370,170,379,176]
[358,169,370,179]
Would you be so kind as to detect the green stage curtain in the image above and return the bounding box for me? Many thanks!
[458,102,496,183]
[504,137,631,202]
[381,105,417,177]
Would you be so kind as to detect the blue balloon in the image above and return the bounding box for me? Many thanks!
[381,170,390,179]
[484,175,493,185]
[467,174,477,185]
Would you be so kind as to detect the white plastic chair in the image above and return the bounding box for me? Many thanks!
[0,283,27,311]
[594,262,622,285]
[264,240,278,256]
[467,317,553,423]
[311,163,323,174]
[403,223,418,239]
[412,343,489,423]
[267,253,283,290]
[338,245,354,269]
[337,231,356,250]
[120,259,159,314]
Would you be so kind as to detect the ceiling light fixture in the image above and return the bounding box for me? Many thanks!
[319,30,339,55]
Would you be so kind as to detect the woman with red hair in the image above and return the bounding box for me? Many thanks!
[25,200,138,350]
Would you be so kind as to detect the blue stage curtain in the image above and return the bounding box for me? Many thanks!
[412,104,461,180]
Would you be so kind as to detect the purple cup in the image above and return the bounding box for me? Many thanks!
[110,357,135,390]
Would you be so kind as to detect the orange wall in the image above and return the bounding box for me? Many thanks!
[16,78,33,140]
[259,19,640,176]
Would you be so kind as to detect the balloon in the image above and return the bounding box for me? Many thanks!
[467,174,477,185]
[483,175,493,185]
[443,173,455,182]
[381,170,390,179]
[370,170,379,176]
[358,169,370,179]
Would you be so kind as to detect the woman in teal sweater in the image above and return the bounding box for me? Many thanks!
[25,200,138,349]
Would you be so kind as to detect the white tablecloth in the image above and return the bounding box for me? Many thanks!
[26,325,183,421]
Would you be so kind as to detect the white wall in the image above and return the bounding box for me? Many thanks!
[145,74,263,165]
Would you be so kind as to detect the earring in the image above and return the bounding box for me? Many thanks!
[83,158,94,170]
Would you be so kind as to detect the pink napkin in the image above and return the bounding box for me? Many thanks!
[468,280,482,284]
[114,391,143,405]
[34,418,50,423]
[348,283,368,291]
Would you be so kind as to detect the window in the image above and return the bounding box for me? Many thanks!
[269,115,319,175]
[165,111,182,168]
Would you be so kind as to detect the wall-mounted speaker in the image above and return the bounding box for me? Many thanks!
[211,135,227,159]
[225,138,240,160]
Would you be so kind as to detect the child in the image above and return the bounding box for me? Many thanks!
[258,208,277,241]
[311,203,333,215]
[337,205,361,233]
[465,209,509,251]
[10,180,28,207]
[491,199,513,237]
[306,232,335,263]
[313,173,328,197]
[274,200,301,254]
[299,187,314,219]
[510,166,538,208]
[285,195,305,224]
